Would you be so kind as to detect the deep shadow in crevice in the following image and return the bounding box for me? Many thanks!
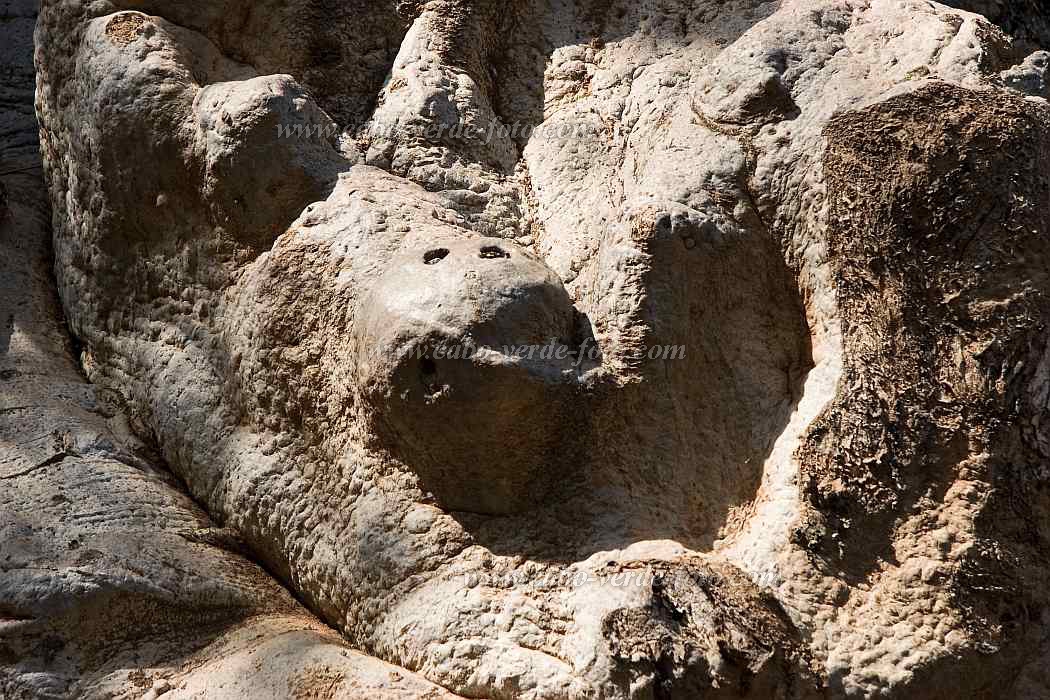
[451,216,814,564]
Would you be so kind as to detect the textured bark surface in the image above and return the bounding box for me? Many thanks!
[11,0,1050,697]
[1,2,455,698]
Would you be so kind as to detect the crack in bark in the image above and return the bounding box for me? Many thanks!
[0,451,71,479]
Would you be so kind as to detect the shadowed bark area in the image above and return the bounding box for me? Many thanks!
[942,0,1050,52]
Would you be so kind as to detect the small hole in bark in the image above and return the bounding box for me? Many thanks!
[420,358,441,397]
[479,245,510,259]
[424,249,450,265]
